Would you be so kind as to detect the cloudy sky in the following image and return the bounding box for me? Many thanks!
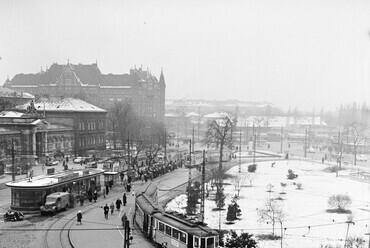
[0,0,369,111]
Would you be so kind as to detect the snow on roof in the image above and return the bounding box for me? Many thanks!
[0,111,25,118]
[165,113,179,117]
[16,98,107,113]
[203,112,229,119]
[186,112,200,117]
[6,169,104,188]
[236,116,327,127]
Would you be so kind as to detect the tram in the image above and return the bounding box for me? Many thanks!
[135,193,219,248]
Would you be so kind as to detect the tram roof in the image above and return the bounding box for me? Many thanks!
[5,168,104,188]
[154,212,219,237]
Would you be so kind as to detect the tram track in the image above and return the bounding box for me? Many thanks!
[43,187,127,248]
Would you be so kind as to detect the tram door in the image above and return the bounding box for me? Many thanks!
[143,213,149,235]
[149,216,154,238]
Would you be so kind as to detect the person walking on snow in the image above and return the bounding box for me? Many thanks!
[110,202,115,215]
[103,204,109,219]
[122,193,127,206]
[116,198,122,211]
[77,210,82,225]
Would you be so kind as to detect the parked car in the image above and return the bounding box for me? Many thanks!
[86,161,98,168]
[73,157,86,164]
[46,159,59,166]
[356,155,368,162]
[40,192,70,215]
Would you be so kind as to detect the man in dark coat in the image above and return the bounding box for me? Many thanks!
[116,198,122,211]
[122,193,127,206]
[103,204,109,219]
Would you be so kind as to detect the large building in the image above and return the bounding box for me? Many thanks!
[0,97,107,171]
[4,62,166,123]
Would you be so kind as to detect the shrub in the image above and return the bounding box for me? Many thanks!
[328,194,352,212]
[266,183,274,192]
[296,182,302,190]
[287,169,298,180]
[248,164,257,173]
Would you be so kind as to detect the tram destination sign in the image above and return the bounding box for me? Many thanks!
[57,172,79,183]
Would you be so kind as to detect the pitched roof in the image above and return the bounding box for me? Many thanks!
[15,97,107,113]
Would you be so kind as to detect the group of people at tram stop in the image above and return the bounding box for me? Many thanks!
[132,159,185,183]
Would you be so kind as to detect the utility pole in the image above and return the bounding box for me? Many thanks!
[338,130,342,170]
[12,138,15,182]
[364,232,370,248]
[188,139,192,189]
[280,126,283,153]
[192,125,195,153]
[239,131,242,173]
[304,127,307,158]
[200,150,205,223]
[124,219,130,248]
[253,124,256,165]
[127,132,131,168]
[344,220,354,248]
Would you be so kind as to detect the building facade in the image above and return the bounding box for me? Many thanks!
[4,62,166,123]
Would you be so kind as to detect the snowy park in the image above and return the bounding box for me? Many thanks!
[166,160,370,248]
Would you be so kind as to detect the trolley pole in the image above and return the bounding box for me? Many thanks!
[188,139,192,188]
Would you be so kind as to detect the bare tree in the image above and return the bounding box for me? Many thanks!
[347,122,367,165]
[204,114,236,173]
[107,100,135,149]
[258,198,286,238]
[246,172,257,187]
[232,173,247,197]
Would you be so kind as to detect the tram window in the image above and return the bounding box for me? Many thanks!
[158,222,164,232]
[165,225,171,236]
[179,231,187,243]
[206,237,214,248]
[172,228,179,239]
[194,237,199,248]
[201,238,206,248]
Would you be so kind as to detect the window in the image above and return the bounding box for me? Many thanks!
[165,225,171,236]
[158,222,164,232]
[206,237,214,248]
[194,237,199,248]
[172,228,179,239]
[179,231,187,243]
[201,238,206,248]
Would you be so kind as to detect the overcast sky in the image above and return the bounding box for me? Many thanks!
[0,0,369,111]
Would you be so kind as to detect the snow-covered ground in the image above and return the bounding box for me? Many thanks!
[166,160,370,248]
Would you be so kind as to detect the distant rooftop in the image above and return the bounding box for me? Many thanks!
[15,97,107,113]
[0,86,34,98]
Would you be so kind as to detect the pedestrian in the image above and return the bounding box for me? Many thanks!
[105,184,109,195]
[93,189,97,203]
[110,202,114,215]
[122,193,127,206]
[77,210,82,225]
[121,213,127,228]
[103,204,109,219]
[116,198,122,211]
[42,163,45,173]
[102,188,106,198]
[66,156,69,163]
[126,184,131,193]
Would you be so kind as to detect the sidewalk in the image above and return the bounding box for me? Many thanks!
[69,182,154,248]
